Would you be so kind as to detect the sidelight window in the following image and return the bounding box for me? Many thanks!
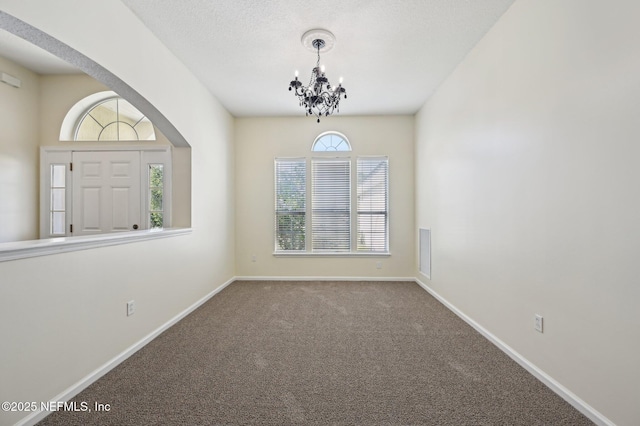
[149,164,164,229]
[49,164,67,235]
[274,159,306,251]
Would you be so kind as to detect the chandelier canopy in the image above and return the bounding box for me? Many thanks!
[289,29,347,123]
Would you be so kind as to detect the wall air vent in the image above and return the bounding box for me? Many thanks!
[1,72,22,88]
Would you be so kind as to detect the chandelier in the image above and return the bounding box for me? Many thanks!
[289,29,347,123]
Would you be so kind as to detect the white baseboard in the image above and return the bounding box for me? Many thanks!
[16,277,236,426]
[15,276,614,426]
[234,275,416,282]
[413,278,614,426]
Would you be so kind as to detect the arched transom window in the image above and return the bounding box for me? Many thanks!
[311,131,351,152]
[75,97,156,141]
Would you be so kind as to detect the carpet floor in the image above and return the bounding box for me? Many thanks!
[38,280,593,425]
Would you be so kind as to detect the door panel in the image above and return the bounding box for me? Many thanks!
[81,187,101,230]
[111,188,131,230]
[72,151,141,236]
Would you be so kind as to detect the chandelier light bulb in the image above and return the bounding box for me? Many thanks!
[339,77,343,85]
[295,70,299,78]
[320,65,325,73]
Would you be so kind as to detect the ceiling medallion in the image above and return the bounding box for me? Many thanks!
[289,29,347,123]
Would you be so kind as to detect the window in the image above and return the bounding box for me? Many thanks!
[312,159,351,251]
[274,159,306,251]
[357,157,389,252]
[75,97,156,141]
[312,131,351,152]
[148,164,164,229]
[49,164,67,235]
[275,132,389,254]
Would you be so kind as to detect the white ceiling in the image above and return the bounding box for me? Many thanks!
[1,0,517,117]
[0,29,78,75]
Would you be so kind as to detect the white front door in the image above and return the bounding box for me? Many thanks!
[72,151,141,236]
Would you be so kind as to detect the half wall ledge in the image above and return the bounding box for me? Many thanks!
[0,228,192,262]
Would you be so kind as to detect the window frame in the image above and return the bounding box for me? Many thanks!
[311,131,352,152]
[274,158,307,252]
[274,137,390,257]
[74,96,156,142]
[311,157,352,252]
[357,156,389,253]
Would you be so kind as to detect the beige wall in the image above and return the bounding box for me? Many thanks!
[39,74,108,145]
[415,0,640,424]
[0,2,234,426]
[235,116,414,279]
[0,56,39,242]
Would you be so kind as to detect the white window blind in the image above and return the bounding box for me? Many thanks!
[312,159,351,252]
[275,159,306,251]
[357,157,389,252]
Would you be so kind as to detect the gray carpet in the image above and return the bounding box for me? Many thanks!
[38,280,593,425]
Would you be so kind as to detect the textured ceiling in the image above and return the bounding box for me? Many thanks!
[120,0,516,117]
[0,1,516,117]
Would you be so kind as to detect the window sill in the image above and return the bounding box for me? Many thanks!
[273,251,390,258]
[0,228,192,263]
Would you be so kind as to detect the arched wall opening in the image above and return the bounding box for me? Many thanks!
[0,11,191,252]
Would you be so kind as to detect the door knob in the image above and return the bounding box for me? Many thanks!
[132,224,139,230]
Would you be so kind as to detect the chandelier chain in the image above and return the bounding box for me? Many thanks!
[309,45,319,88]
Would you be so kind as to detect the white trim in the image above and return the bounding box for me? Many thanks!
[11,276,613,426]
[235,276,415,282]
[42,144,170,152]
[0,228,191,263]
[15,276,236,426]
[59,91,158,141]
[59,91,117,140]
[273,252,390,257]
[413,278,615,426]
[311,131,351,152]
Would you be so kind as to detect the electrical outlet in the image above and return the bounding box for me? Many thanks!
[127,300,135,317]
[534,314,543,333]
[251,254,257,262]
[376,261,382,269]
